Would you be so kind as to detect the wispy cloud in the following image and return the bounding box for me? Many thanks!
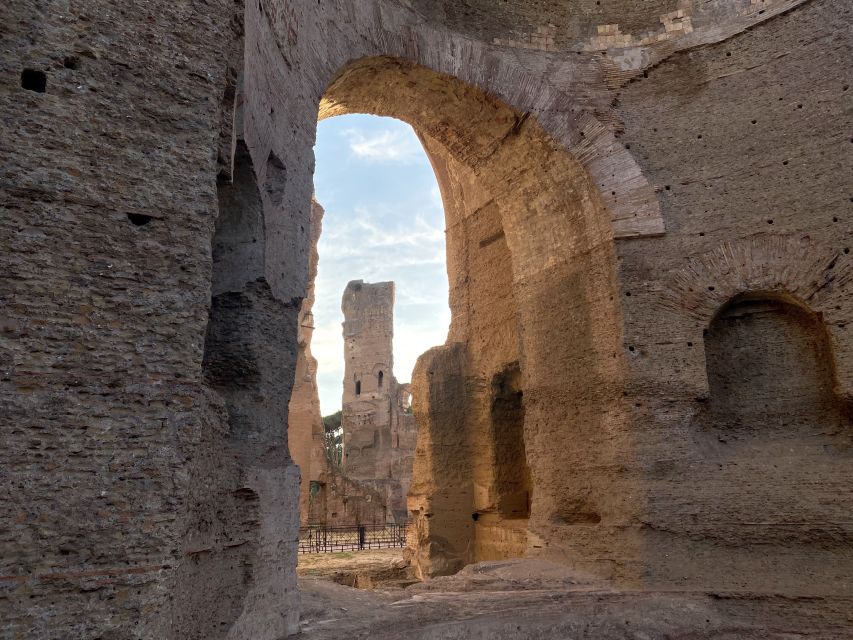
[319,212,445,263]
[342,127,424,164]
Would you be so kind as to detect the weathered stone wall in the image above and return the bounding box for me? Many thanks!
[609,0,852,592]
[417,133,530,564]
[342,280,396,481]
[239,0,850,598]
[1,0,302,637]
[2,0,851,636]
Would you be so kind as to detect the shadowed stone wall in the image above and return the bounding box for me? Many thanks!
[1,0,850,637]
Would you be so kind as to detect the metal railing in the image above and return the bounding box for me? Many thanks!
[298,523,409,554]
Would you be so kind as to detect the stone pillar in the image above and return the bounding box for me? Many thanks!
[408,343,474,578]
[287,200,326,525]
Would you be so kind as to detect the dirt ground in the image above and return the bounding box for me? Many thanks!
[297,549,408,576]
[295,558,852,639]
[297,549,414,588]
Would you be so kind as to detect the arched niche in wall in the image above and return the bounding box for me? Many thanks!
[697,289,852,592]
[704,292,845,432]
[652,237,853,593]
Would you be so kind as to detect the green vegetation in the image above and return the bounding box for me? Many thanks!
[322,410,343,468]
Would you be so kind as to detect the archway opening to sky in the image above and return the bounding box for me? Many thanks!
[313,114,450,415]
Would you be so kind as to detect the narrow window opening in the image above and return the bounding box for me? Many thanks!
[378,371,384,388]
[355,380,361,396]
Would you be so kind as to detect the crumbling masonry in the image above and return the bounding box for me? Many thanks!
[1,0,851,638]
[339,280,416,525]
[288,277,416,527]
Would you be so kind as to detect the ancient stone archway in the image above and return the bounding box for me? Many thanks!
[311,56,628,578]
[8,0,852,637]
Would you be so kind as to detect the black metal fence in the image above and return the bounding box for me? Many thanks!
[298,523,409,554]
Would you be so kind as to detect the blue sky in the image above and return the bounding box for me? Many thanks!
[312,114,450,415]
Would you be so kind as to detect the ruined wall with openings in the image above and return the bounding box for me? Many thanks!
[609,0,852,592]
[339,280,417,525]
[288,277,418,528]
[2,0,851,637]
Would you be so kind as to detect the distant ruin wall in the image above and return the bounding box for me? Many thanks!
[288,273,417,527]
[339,280,417,525]
[3,0,851,637]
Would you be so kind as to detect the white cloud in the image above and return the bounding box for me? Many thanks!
[342,128,424,164]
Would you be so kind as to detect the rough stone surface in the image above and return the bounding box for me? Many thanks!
[2,0,851,637]
[298,558,852,639]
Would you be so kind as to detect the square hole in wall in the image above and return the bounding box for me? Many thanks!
[21,69,47,93]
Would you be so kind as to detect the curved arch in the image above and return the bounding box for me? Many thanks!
[659,236,853,401]
[320,56,617,261]
[705,290,844,423]
[710,289,818,321]
[318,55,630,578]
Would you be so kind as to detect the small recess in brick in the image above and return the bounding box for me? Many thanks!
[127,213,153,226]
[21,69,46,93]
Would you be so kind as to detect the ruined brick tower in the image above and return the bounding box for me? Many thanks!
[4,0,852,636]
[341,280,416,524]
